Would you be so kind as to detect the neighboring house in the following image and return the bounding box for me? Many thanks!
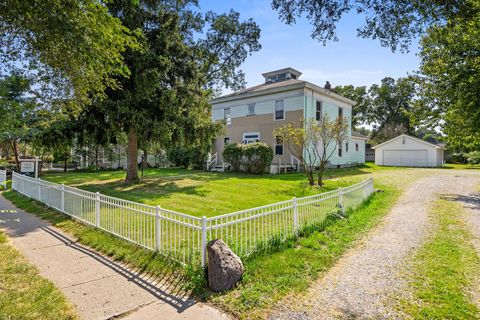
[209,67,366,172]
[372,134,444,167]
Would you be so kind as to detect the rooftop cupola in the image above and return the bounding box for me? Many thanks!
[262,67,302,84]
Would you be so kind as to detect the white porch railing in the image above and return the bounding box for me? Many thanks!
[12,171,374,268]
[206,152,218,171]
[0,170,6,189]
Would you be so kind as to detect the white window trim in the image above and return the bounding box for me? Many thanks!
[274,99,285,121]
[224,107,231,125]
[243,132,260,144]
[316,100,323,122]
[247,103,256,116]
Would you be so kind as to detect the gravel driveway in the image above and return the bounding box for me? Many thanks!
[270,171,480,320]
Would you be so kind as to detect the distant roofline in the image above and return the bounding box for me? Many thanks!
[210,80,356,106]
[371,134,443,149]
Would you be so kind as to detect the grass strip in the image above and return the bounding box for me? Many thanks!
[0,230,78,319]
[398,198,480,319]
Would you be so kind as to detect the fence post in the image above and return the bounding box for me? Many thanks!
[293,197,299,234]
[95,192,100,227]
[37,179,42,202]
[61,184,65,212]
[339,188,345,215]
[201,216,207,268]
[155,206,161,251]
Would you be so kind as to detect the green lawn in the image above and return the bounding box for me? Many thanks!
[0,230,77,320]
[397,198,480,319]
[42,164,384,217]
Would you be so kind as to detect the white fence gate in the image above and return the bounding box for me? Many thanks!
[12,172,374,267]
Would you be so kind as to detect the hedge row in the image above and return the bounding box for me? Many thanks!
[222,142,273,174]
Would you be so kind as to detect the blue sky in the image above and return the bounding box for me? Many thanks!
[201,0,420,89]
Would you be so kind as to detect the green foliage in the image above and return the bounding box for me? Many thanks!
[0,74,40,169]
[368,77,419,144]
[271,0,467,52]
[96,1,260,181]
[167,146,209,169]
[466,151,480,165]
[274,117,349,186]
[222,143,243,172]
[242,142,274,174]
[0,0,137,107]
[419,0,480,150]
[332,85,369,127]
[222,143,273,174]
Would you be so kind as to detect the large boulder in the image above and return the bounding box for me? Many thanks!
[207,239,244,292]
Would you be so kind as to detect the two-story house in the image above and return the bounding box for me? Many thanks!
[209,68,366,172]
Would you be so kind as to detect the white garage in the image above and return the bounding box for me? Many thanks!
[372,134,444,167]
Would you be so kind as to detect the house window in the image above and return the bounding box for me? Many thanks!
[338,107,343,119]
[224,108,231,125]
[338,144,343,157]
[346,142,349,153]
[243,132,260,144]
[248,104,255,116]
[275,136,283,155]
[355,143,359,151]
[275,100,285,120]
[316,100,322,121]
[224,137,230,147]
[402,137,406,144]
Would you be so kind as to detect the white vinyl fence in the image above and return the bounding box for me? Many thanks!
[0,170,6,188]
[12,172,374,267]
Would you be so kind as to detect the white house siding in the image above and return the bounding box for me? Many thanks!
[303,87,354,166]
[210,82,365,170]
[373,135,443,167]
[349,138,366,164]
[211,89,305,121]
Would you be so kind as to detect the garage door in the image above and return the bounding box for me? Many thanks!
[383,150,427,167]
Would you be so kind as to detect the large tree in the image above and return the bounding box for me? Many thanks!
[0,0,137,107]
[0,74,39,170]
[367,77,418,143]
[332,85,369,127]
[101,1,260,182]
[271,0,470,52]
[419,0,480,151]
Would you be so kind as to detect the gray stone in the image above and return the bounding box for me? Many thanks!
[207,239,244,292]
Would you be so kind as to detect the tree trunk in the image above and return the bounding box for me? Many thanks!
[125,128,139,182]
[302,160,315,186]
[64,159,67,172]
[11,140,20,172]
[95,145,99,171]
[142,149,148,176]
[317,162,326,186]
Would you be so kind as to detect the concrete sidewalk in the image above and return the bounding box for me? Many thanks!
[0,194,228,320]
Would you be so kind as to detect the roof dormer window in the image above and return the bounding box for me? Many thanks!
[262,68,302,84]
